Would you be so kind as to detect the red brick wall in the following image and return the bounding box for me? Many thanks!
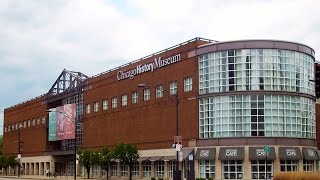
[3,96,48,157]
[83,40,208,150]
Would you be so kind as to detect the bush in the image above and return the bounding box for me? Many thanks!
[273,172,320,180]
[196,178,206,180]
[158,178,163,180]
[151,177,156,180]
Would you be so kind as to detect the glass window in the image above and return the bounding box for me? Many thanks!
[132,162,139,177]
[168,161,176,178]
[110,162,118,176]
[32,119,36,126]
[170,81,178,95]
[184,77,193,92]
[156,85,163,98]
[122,94,128,106]
[94,102,99,112]
[155,161,164,178]
[143,89,150,101]
[199,160,215,179]
[120,164,128,177]
[303,160,314,172]
[86,104,91,114]
[143,161,151,178]
[280,160,298,172]
[251,160,273,179]
[42,116,45,124]
[102,100,108,110]
[222,160,243,180]
[112,97,117,108]
[132,91,138,104]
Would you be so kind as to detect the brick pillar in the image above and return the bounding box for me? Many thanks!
[243,147,251,180]
[151,161,155,178]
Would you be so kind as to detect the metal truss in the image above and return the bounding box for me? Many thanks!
[45,69,88,103]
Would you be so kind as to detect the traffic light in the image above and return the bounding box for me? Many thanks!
[315,63,320,98]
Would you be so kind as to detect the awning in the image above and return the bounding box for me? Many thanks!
[279,147,302,160]
[195,148,216,160]
[218,147,244,160]
[149,156,163,161]
[182,148,194,160]
[249,147,276,160]
[137,157,150,162]
[302,147,318,160]
[162,156,176,161]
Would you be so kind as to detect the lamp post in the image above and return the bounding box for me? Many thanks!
[46,109,77,180]
[138,83,181,180]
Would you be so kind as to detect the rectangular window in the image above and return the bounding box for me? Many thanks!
[168,161,176,178]
[112,97,117,108]
[27,120,31,127]
[132,91,138,104]
[120,164,128,177]
[143,89,150,101]
[170,81,177,95]
[42,116,45,124]
[303,160,313,172]
[199,160,215,179]
[143,161,151,178]
[251,160,273,179]
[102,100,108,110]
[132,162,139,177]
[86,104,91,114]
[92,165,99,177]
[222,160,243,179]
[156,85,163,98]
[32,119,36,126]
[23,121,27,128]
[122,94,128,106]
[184,77,193,92]
[110,162,118,176]
[36,118,40,125]
[280,160,298,172]
[94,102,99,112]
[155,161,164,178]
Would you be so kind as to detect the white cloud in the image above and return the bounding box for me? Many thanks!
[0,0,320,134]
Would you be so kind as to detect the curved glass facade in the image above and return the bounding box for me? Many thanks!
[198,48,315,139]
[199,49,314,95]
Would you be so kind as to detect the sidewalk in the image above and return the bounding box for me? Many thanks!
[0,175,106,180]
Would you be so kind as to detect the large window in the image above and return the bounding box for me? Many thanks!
[132,91,138,104]
[222,160,243,180]
[143,161,151,178]
[156,85,163,98]
[155,161,164,178]
[122,94,128,106]
[251,160,273,179]
[110,162,118,176]
[102,100,108,110]
[112,97,117,108]
[132,162,139,177]
[199,95,315,139]
[121,164,128,177]
[143,89,150,101]
[199,49,314,96]
[199,160,215,179]
[168,161,176,178]
[170,81,177,95]
[280,160,298,172]
[303,160,314,172]
[184,77,193,92]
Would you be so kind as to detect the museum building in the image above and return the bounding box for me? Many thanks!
[3,37,319,180]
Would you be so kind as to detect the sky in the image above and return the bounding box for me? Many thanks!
[0,0,319,135]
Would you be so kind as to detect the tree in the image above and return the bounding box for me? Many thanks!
[113,143,139,180]
[7,156,18,175]
[0,155,7,175]
[100,147,112,180]
[78,150,100,179]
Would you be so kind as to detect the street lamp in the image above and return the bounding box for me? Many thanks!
[46,109,77,180]
[137,83,181,180]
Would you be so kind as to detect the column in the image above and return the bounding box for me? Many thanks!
[139,161,143,179]
[50,161,55,176]
[164,161,168,179]
[98,165,102,177]
[298,160,303,172]
[151,161,155,178]
[39,162,43,176]
[117,162,121,178]
[243,147,251,180]
[194,160,199,179]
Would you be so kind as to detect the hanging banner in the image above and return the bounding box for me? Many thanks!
[48,104,76,141]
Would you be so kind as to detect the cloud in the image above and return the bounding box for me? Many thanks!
[0,0,320,135]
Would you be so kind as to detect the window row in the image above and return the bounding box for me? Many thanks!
[4,116,46,133]
[199,49,314,96]
[85,77,192,114]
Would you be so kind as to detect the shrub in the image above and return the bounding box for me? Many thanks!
[273,172,320,180]
[151,177,156,180]
[158,178,163,180]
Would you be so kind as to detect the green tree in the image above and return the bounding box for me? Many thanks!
[0,155,7,175]
[100,147,112,180]
[113,143,139,180]
[78,150,101,179]
[7,156,18,175]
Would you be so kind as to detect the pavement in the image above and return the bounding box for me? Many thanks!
[0,175,106,180]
